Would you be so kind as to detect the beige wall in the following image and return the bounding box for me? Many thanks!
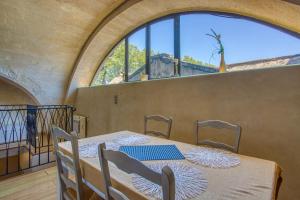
[0,78,36,105]
[75,66,300,200]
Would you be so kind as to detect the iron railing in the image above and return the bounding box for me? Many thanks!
[0,104,75,176]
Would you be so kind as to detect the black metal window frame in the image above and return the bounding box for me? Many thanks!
[91,11,300,85]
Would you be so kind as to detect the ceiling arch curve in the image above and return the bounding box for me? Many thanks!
[0,65,43,104]
[65,0,300,103]
[0,75,40,105]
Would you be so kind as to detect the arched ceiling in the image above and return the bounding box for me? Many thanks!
[0,0,125,104]
[0,0,299,104]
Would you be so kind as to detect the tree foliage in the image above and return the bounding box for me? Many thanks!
[182,55,215,67]
[93,41,216,86]
[128,45,146,74]
[93,41,146,85]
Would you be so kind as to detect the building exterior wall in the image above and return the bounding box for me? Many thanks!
[75,65,300,200]
[128,54,218,81]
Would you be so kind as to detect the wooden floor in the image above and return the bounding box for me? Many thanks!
[0,167,57,200]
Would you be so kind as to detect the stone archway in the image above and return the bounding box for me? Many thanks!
[0,75,40,105]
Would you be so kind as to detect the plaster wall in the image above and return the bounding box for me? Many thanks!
[75,66,300,200]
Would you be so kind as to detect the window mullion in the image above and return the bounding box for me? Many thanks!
[174,15,181,76]
[125,37,129,82]
[146,25,151,79]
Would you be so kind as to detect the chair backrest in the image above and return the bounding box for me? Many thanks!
[144,115,172,139]
[52,125,84,200]
[98,143,175,200]
[196,120,241,153]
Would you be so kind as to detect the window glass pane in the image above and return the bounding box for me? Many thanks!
[128,28,146,82]
[180,13,300,76]
[150,18,175,79]
[92,13,300,86]
[92,40,125,85]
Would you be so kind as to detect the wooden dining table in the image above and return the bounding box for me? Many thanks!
[59,130,281,200]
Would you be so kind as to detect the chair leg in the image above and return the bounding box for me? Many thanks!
[275,176,283,200]
[56,172,63,200]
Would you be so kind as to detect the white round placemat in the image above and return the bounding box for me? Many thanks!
[185,147,240,168]
[112,134,150,146]
[132,162,208,200]
[79,141,118,158]
[70,133,150,158]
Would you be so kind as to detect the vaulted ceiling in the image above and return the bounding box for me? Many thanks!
[0,0,299,104]
[0,0,125,104]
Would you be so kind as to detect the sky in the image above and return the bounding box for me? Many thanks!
[128,13,300,65]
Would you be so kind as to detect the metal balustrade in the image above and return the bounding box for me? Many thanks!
[0,104,75,177]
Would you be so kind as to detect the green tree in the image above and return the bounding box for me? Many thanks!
[182,55,215,67]
[182,56,202,65]
[93,41,147,85]
[96,40,125,85]
[92,42,217,86]
[128,45,146,75]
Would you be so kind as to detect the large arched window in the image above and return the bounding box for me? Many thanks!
[91,12,300,86]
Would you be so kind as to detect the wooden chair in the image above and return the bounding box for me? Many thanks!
[98,143,176,200]
[195,120,241,153]
[144,115,172,139]
[52,126,100,200]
